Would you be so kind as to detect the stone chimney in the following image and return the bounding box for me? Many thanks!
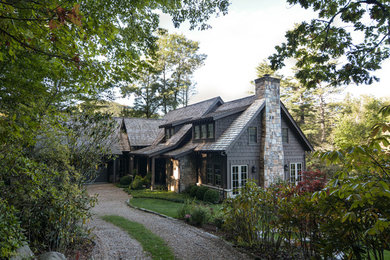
[255,75,285,187]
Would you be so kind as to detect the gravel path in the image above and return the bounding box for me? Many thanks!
[87,183,252,260]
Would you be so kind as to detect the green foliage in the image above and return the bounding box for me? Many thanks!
[120,175,132,186]
[270,0,390,88]
[130,175,145,190]
[188,185,200,198]
[195,186,209,201]
[190,206,209,227]
[0,199,26,258]
[102,215,175,260]
[203,189,220,204]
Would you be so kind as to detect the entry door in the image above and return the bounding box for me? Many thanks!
[290,162,302,185]
[231,165,248,195]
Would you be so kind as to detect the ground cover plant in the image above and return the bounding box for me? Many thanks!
[101,215,174,260]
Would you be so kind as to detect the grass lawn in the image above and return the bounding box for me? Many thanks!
[101,215,175,260]
[129,189,189,202]
[129,198,182,218]
[129,197,223,219]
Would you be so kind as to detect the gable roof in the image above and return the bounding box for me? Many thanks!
[131,97,223,157]
[195,98,265,152]
[160,97,223,127]
[124,118,163,147]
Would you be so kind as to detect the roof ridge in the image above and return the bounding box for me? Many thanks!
[165,96,222,113]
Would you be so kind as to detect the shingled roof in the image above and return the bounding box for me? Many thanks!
[195,98,265,152]
[124,118,164,147]
[160,97,223,127]
[131,124,192,156]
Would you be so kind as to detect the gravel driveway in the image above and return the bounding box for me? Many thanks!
[87,183,252,260]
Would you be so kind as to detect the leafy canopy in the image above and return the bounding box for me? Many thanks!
[269,0,390,88]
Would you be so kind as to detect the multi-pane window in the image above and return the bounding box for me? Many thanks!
[282,128,289,143]
[215,164,221,186]
[165,127,174,140]
[207,123,214,138]
[248,127,257,144]
[290,162,302,185]
[201,124,207,139]
[193,122,215,140]
[194,125,200,139]
[206,163,222,186]
[206,166,214,184]
[232,165,248,195]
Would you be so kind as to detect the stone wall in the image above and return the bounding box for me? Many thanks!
[178,154,197,192]
[255,76,284,187]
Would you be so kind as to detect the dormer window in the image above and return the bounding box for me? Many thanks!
[193,122,214,140]
[165,127,174,140]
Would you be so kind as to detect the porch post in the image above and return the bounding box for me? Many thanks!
[129,156,134,176]
[151,157,155,191]
[146,158,150,174]
[113,158,116,183]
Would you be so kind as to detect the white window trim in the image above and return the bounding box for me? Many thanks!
[290,162,303,185]
[230,165,248,197]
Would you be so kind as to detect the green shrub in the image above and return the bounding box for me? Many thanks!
[177,200,194,219]
[190,206,208,227]
[0,199,26,258]
[130,175,144,190]
[189,185,199,198]
[142,172,152,187]
[195,186,209,200]
[203,189,220,204]
[120,175,132,186]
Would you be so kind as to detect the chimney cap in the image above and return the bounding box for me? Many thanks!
[254,75,280,84]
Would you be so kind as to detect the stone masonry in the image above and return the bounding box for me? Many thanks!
[255,75,284,187]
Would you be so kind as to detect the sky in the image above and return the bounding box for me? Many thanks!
[115,0,390,106]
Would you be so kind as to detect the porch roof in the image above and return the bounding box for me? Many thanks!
[131,124,192,157]
[124,118,164,147]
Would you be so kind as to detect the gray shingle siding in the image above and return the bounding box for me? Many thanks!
[281,115,306,178]
[226,112,263,189]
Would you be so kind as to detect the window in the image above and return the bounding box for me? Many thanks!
[232,165,248,195]
[215,164,221,186]
[206,163,222,186]
[206,166,213,184]
[290,162,302,185]
[194,122,215,140]
[207,123,214,138]
[201,124,207,139]
[165,127,174,140]
[282,128,289,143]
[248,127,257,144]
[194,125,200,139]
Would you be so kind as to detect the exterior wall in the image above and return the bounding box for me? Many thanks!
[227,113,262,189]
[215,113,241,139]
[281,116,306,180]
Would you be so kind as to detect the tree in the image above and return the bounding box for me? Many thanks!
[269,0,390,89]
[122,64,161,118]
[155,31,206,111]
[122,31,206,116]
[332,95,389,148]
[0,0,229,254]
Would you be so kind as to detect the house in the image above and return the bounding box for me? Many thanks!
[102,75,313,196]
